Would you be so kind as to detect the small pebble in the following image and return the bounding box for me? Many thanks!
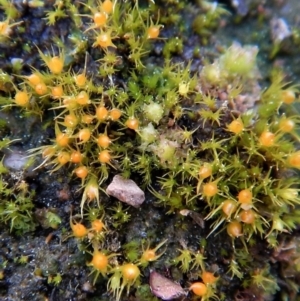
[3,151,29,171]
[106,175,145,208]
[82,281,95,293]
[149,271,187,300]
[270,18,291,44]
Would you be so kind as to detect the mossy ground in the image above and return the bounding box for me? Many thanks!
[0,0,300,301]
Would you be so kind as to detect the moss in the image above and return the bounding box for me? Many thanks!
[0,177,36,234]
[0,0,300,300]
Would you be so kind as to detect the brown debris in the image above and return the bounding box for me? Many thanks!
[179,209,205,228]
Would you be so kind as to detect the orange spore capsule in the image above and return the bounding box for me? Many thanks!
[147,26,160,39]
[282,90,295,104]
[288,151,300,168]
[70,150,83,163]
[125,117,139,130]
[94,32,116,48]
[56,133,69,147]
[140,239,167,264]
[238,189,252,209]
[74,166,88,179]
[199,164,212,179]
[94,11,107,26]
[97,134,111,148]
[76,91,90,105]
[190,282,207,296]
[0,21,10,36]
[35,82,47,95]
[81,114,94,124]
[227,220,242,238]
[51,86,64,99]
[71,221,88,238]
[63,96,77,110]
[42,146,56,159]
[57,151,70,165]
[98,150,111,163]
[27,73,42,85]
[47,56,64,74]
[222,199,237,217]
[0,20,23,37]
[203,182,218,197]
[109,108,122,121]
[96,106,109,121]
[121,263,140,281]
[15,91,30,106]
[91,219,105,232]
[74,73,86,87]
[240,209,255,224]
[78,128,91,143]
[142,249,156,262]
[86,184,98,201]
[101,0,113,14]
[227,119,244,134]
[201,271,218,284]
[279,118,295,133]
[64,114,78,128]
[259,131,275,147]
[90,251,109,272]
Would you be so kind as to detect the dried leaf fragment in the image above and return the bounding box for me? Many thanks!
[106,174,145,208]
[149,271,187,300]
[179,209,205,228]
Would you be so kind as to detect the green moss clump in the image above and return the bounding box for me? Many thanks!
[0,177,36,234]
